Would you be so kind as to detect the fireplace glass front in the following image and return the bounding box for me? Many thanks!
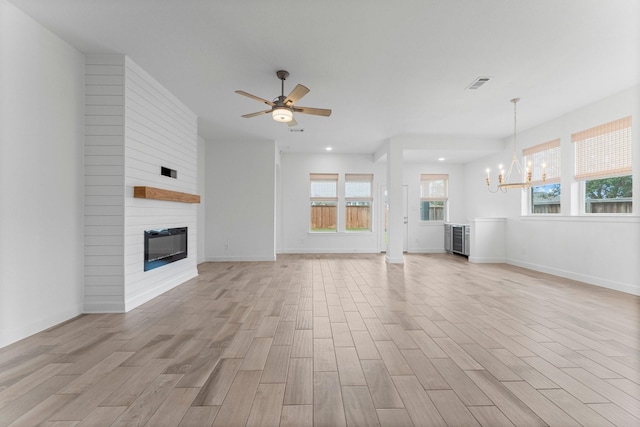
[144,227,187,271]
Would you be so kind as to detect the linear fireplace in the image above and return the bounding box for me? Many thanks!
[144,227,188,271]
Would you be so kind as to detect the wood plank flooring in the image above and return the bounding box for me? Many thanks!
[1,253,639,426]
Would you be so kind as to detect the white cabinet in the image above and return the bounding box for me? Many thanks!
[468,218,506,263]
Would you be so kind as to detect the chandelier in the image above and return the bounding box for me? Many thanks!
[486,98,545,192]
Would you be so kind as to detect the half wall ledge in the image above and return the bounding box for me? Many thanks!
[133,186,201,203]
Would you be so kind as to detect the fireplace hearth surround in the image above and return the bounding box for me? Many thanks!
[144,227,188,271]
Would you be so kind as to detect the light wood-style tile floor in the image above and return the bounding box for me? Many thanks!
[1,253,639,426]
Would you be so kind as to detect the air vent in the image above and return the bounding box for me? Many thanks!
[161,166,177,178]
[466,76,492,90]
[289,128,304,132]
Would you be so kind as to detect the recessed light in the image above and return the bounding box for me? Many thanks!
[438,157,446,162]
[326,147,333,151]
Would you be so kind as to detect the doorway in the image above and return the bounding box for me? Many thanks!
[379,185,408,253]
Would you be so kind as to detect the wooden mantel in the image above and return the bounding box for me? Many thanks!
[134,186,200,203]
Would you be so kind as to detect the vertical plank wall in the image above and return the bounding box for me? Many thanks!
[123,57,198,311]
[84,54,198,312]
[84,55,126,312]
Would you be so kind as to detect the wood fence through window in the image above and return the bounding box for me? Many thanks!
[346,206,371,230]
[311,206,370,230]
[586,199,632,213]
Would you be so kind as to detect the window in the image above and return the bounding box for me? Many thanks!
[584,176,632,214]
[420,174,448,221]
[310,173,338,231]
[345,174,373,231]
[523,139,561,214]
[573,116,632,214]
[531,184,561,214]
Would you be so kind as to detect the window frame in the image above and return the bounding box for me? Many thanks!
[523,139,561,215]
[309,173,339,232]
[419,174,448,222]
[572,116,632,215]
[344,174,374,233]
[582,175,633,215]
[530,183,562,215]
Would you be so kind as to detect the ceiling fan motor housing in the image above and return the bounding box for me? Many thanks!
[276,70,289,81]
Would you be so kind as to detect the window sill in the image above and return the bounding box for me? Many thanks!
[520,215,639,223]
[308,231,375,235]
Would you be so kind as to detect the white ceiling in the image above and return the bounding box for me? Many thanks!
[9,0,640,162]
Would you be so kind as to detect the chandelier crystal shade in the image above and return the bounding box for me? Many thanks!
[486,98,546,192]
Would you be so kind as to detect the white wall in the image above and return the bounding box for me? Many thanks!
[275,147,282,254]
[122,57,199,310]
[506,216,639,294]
[278,153,470,254]
[403,162,466,253]
[465,86,640,295]
[84,54,125,312]
[205,140,276,261]
[280,153,384,253]
[197,135,206,264]
[464,152,514,219]
[0,0,84,347]
[83,55,199,312]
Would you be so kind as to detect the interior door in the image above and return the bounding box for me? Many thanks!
[402,185,408,252]
[379,185,409,253]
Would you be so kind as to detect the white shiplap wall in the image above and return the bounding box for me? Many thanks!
[123,57,198,311]
[84,55,126,312]
[84,55,198,313]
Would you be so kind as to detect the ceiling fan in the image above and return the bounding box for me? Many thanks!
[235,70,332,127]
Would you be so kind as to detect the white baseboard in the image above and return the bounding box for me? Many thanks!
[83,301,125,313]
[124,269,199,311]
[0,304,82,349]
[385,254,404,264]
[407,248,447,254]
[205,255,277,262]
[278,248,380,255]
[507,258,640,296]
[469,256,506,264]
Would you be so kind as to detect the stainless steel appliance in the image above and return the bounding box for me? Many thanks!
[444,223,470,256]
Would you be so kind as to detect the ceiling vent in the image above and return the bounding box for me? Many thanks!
[466,76,492,90]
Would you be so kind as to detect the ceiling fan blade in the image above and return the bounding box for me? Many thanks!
[241,109,271,118]
[235,90,275,106]
[293,106,332,117]
[284,84,310,106]
[287,118,298,128]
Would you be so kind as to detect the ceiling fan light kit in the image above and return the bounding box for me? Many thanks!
[236,70,331,126]
[272,107,293,122]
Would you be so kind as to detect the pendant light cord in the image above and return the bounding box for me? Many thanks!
[513,100,516,155]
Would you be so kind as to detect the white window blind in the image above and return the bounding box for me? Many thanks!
[523,139,561,185]
[310,173,338,201]
[573,116,632,180]
[420,174,448,201]
[345,174,373,201]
